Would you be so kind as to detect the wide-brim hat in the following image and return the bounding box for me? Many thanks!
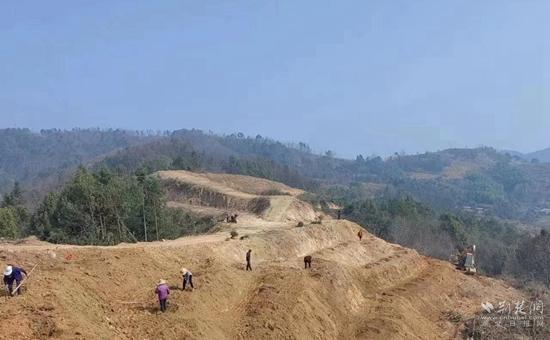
[157,279,166,285]
[3,266,12,276]
[180,267,188,274]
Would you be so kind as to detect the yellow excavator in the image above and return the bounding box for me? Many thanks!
[452,245,477,275]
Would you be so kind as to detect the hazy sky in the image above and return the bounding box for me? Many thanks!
[1,1,548,158]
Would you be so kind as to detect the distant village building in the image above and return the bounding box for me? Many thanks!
[462,206,486,215]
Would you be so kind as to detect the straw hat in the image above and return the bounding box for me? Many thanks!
[157,279,166,285]
[180,267,188,275]
[3,266,12,276]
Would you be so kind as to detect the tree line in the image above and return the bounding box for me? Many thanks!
[0,182,28,238]
[1,167,214,245]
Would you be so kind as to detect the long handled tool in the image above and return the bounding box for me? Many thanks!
[11,264,38,296]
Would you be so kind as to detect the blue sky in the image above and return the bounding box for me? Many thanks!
[1,1,548,157]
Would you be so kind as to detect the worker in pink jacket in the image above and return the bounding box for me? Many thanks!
[155,279,170,312]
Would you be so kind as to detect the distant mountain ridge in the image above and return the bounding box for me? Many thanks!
[0,128,158,200]
[3,127,550,224]
[524,148,550,163]
[501,148,550,163]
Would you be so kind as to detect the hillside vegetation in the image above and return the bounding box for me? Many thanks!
[0,128,157,201]
[4,128,550,222]
[2,128,550,288]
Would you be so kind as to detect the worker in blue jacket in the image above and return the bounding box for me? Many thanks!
[3,265,27,296]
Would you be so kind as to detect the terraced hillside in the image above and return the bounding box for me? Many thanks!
[0,171,522,339]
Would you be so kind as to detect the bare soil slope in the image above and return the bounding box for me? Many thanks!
[157,170,318,223]
[0,172,522,340]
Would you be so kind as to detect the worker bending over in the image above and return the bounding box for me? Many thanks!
[304,256,312,269]
[181,268,194,291]
[155,279,170,312]
[3,265,27,296]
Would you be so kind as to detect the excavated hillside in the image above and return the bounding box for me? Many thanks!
[0,171,523,340]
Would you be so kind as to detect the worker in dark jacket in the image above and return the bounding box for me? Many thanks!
[246,249,252,271]
[3,265,27,296]
[304,255,312,269]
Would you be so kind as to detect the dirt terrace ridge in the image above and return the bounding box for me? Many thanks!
[0,171,522,339]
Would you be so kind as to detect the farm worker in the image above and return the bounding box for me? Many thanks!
[246,249,252,271]
[357,230,363,241]
[304,256,312,269]
[181,268,194,291]
[3,265,27,296]
[155,279,170,312]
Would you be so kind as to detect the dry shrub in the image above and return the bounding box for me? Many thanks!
[312,215,324,224]
[247,197,271,215]
[260,189,290,196]
[441,310,463,323]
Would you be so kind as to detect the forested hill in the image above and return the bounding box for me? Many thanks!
[3,128,550,285]
[0,128,321,205]
[3,128,550,224]
[0,128,157,199]
[500,148,550,163]
[524,148,550,163]
[100,135,550,223]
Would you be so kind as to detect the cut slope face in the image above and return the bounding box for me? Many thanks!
[156,170,318,223]
[0,173,523,340]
